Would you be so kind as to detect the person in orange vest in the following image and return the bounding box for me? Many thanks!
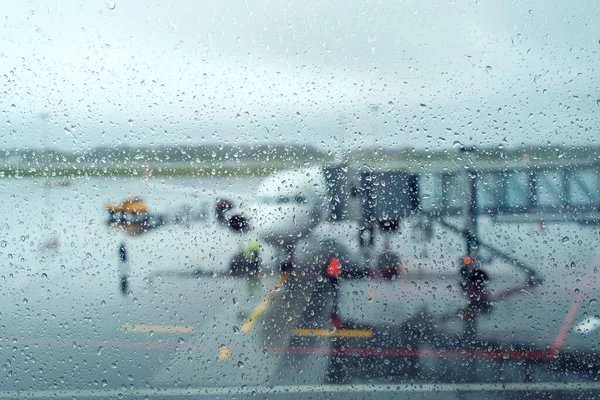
[459,256,491,311]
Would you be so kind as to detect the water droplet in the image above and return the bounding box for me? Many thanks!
[232,326,240,333]
[41,273,47,278]
[562,236,569,243]
[101,379,108,387]
[178,337,185,344]
[589,299,598,307]
[237,361,244,368]
[106,1,116,10]
[0,240,7,248]
[97,346,104,356]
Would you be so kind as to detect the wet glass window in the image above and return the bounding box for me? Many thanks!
[3,1,600,399]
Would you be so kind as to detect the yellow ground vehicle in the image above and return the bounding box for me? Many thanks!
[105,197,160,235]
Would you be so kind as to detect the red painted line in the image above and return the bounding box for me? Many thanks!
[550,291,584,355]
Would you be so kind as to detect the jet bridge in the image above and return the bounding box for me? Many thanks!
[319,159,600,344]
[417,161,600,260]
[323,160,600,271]
[419,162,600,222]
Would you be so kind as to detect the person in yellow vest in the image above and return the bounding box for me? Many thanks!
[240,237,261,318]
[244,237,260,264]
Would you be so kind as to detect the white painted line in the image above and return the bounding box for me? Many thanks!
[575,317,600,334]
[1,382,600,398]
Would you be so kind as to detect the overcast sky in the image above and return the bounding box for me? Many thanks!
[1,0,599,153]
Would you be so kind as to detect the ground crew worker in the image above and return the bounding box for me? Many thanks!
[459,255,491,340]
[244,237,260,264]
[240,237,261,318]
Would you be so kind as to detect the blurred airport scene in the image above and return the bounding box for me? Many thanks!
[0,144,599,399]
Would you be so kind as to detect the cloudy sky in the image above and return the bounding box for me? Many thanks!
[1,0,599,153]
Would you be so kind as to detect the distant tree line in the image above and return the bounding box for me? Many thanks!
[0,144,330,164]
[0,144,598,165]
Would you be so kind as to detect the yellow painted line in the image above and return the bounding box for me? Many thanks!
[122,324,195,334]
[218,346,231,360]
[292,328,373,338]
[240,273,289,334]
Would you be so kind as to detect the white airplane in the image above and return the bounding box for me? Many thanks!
[113,164,412,293]
[250,166,387,277]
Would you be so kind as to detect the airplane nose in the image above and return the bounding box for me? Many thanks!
[250,203,321,247]
[250,204,283,241]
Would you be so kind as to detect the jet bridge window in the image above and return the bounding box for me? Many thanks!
[477,172,503,211]
[503,171,530,209]
[441,172,465,211]
[418,173,442,212]
[567,169,600,206]
[536,170,563,207]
